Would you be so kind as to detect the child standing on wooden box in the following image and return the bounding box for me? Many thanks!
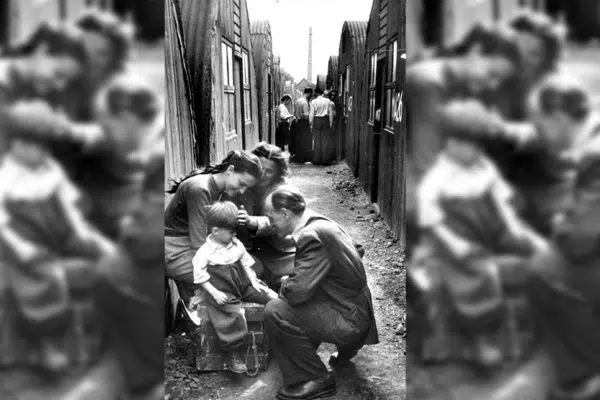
[189,201,278,374]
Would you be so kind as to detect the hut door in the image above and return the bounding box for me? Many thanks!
[267,73,273,143]
[0,0,8,46]
[234,57,245,151]
[371,58,385,203]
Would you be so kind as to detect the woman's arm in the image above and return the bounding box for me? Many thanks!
[186,182,212,250]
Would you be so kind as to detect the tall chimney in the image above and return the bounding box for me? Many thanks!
[307,27,313,83]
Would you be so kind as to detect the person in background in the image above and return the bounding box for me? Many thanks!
[291,88,313,163]
[164,151,263,303]
[310,87,336,166]
[275,95,294,152]
[263,186,378,400]
[411,100,545,369]
[188,201,277,374]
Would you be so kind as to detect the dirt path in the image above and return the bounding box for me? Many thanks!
[165,162,406,400]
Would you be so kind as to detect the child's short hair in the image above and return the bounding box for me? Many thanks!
[205,201,239,231]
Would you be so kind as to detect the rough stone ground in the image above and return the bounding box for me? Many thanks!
[406,41,600,400]
[165,162,406,400]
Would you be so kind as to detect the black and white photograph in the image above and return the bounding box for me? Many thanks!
[0,1,165,399]
[163,0,406,399]
[406,0,600,399]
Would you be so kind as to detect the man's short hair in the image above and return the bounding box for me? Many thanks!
[314,87,324,95]
[269,185,306,215]
[304,88,314,95]
[281,94,292,102]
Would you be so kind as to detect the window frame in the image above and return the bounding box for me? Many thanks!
[242,49,252,123]
[221,40,236,136]
[384,39,398,133]
[368,51,377,124]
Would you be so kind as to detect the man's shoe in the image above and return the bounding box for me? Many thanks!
[551,375,600,400]
[329,345,360,366]
[474,334,503,370]
[276,373,337,400]
[225,352,247,374]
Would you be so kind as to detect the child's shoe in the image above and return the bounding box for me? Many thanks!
[225,352,248,374]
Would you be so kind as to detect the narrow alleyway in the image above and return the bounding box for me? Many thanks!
[165,162,406,400]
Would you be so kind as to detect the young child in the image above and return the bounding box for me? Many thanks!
[414,100,545,368]
[188,201,278,374]
[0,101,113,375]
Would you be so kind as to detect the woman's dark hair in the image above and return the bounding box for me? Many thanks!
[509,11,565,73]
[205,201,239,231]
[536,75,590,121]
[281,95,291,102]
[2,23,87,65]
[167,150,262,194]
[76,10,133,73]
[252,141,290,180]
[270,186,306,215]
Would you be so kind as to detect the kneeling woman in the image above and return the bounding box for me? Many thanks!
[164,151,263,302]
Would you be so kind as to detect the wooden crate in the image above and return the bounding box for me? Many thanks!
[181,301,270,373]
[0,295,102,369]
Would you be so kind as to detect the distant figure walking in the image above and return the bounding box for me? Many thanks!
[310,88,335,165]
[290,88,313,163]
[275,95,294,151]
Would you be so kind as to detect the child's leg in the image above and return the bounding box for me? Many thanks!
[205,264,247,352]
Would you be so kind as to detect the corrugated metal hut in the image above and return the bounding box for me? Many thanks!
[0,0,110,47]
[250,20,275,144]
[165,0,199,187]
[315,74,327,91]
[272,55,282,113]
[360,0,405,241]
[166,0,260,173]
[326,56,339,91]
[337,21,367,176]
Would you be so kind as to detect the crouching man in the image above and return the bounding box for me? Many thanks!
[263,186,379,400]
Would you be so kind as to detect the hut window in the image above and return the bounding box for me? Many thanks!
[384,40,398,131]
[344,67,351,116]
[222,41,236,134]
[368,52,377,123]
[242,50,252,122]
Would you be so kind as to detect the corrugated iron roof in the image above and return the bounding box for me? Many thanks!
[250,20,271,36]
[328,55,339,71]
[342,21,367,43]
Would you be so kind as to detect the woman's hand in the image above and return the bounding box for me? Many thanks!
[238,207,250,226]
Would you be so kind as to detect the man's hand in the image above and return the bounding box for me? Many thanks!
[210,289,229,305]
[238,206,250,226]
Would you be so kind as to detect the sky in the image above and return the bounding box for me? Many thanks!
[246,0,373,83]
